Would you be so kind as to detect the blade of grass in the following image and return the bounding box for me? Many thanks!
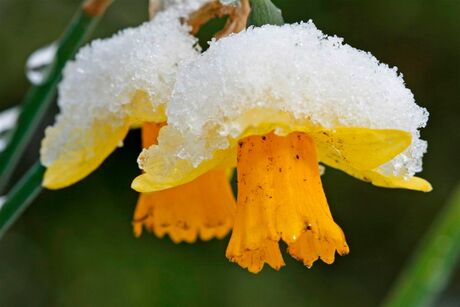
[0,0,113,193]
[382,184,460,307]
[0,162,45,238]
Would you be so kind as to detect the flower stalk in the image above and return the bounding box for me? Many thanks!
[0,163,45,239]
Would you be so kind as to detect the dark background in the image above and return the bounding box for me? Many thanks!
[0,0,459,306]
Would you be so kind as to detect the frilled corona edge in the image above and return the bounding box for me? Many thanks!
[40,8,200,189]
[134,21,431,193]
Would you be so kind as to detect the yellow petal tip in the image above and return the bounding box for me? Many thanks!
[131,174,164,193]
[42,168,76,190]
[411,177,433,192]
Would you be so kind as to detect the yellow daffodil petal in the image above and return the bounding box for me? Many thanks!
[312,127,412,171]
[128,91,167,128]
[42,91,165,190]
[41,9,201,190]
[42,119,130,189]
[136,123,424,194]
[341,167,432,192]
[133,147,235,193]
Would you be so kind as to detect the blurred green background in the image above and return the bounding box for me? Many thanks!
[1,0,459,306]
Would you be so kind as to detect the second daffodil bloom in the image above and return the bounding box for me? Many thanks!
[133,22,431,272]
[40,5,236,242]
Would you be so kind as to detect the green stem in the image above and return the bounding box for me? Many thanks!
[0,5,106,193]
[248,0,284,27]
[0,163,45,238]
[383,184,460,307]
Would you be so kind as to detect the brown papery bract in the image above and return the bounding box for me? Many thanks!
[83,0,113,16]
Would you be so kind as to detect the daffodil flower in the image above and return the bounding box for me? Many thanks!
[133,22,431,272]
[40,5,236,242]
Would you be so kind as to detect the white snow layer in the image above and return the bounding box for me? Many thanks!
[41,9,200,166]
[161,22,429,178]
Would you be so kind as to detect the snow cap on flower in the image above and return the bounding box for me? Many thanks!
[40,8,200,189]
[135,21,430,193]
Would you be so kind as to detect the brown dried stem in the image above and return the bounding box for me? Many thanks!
[188,0,250,38]
[149,0,162,19]
[83,0,113,16]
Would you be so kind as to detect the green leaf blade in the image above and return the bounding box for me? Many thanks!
[248,0,284,27]
[383,184,460,307]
